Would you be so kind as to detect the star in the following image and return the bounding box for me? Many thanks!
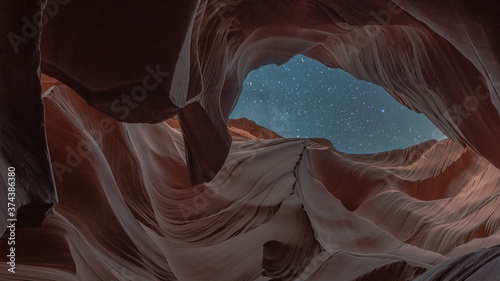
[230,55,441,153]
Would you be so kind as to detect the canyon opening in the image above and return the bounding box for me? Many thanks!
[231,55,445,153]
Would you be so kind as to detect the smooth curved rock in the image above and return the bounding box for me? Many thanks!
[1,0,500,280]
[1,85,499,280]
[0,1,57,235]
[38,0,500,183]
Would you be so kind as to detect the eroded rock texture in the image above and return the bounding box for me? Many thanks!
[0,1,56,235]
[1,85,500,280]
[38,0,500,183]
[1,0,500,280]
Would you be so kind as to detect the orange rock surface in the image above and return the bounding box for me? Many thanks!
[1,1,500,280]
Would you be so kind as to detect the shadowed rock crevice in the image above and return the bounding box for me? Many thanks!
[1,0,500,280]
[37,0,500,184]
[0,1,57,234]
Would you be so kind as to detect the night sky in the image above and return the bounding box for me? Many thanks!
[230,55,446,153]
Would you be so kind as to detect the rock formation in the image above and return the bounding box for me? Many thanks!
[1,0,500,280]
[1,84,500,280]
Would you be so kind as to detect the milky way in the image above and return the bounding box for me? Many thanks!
[230,55,445,153]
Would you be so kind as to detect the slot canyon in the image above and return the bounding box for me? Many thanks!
[1,0,500,280]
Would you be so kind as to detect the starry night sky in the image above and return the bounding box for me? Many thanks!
[230,55,446,153]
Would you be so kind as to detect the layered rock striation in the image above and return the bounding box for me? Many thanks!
[0,85,499,280]
[1,0,500,280]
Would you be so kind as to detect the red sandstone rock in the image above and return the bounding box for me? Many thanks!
[1,0,500,280]
[0,85,498,280]
[37,0,500,184]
